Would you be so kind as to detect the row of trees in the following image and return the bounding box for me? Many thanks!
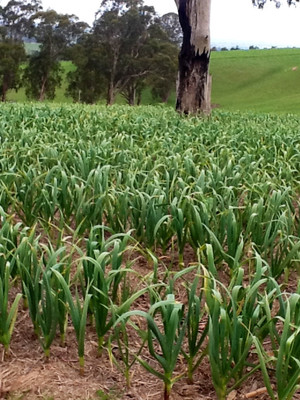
[68,2,181,105]
[2,0,298,113]
[0,0,181,104]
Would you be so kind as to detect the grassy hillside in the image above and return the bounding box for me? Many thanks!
[210,48,300,113]
[24,42,40,55]
[7,48,300,114]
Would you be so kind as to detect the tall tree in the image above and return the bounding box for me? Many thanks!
[159,12,182,48]
[93,0,156,105]
[120,20,178,105]
[66,34,106,104]
[0,39,26,101]
[146,23,178,104]
[149,47,177,104]
[175,0,299,115]
[0,0,42,40]
[0,1,33,102]
[67,4,177,106]
[175,0,212,115]
[24,10,88,101]
[24,50,63,101]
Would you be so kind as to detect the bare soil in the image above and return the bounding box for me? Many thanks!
[1,243,299,400]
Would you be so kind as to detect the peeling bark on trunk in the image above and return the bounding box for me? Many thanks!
[127,84,136,106]
[137,90,142,106]
[106,48,119,106]
[161,90,171,103]
[1,82,8,102]
[129,87,136,106]
[39,76,47,102]
[107,82,115,106]
[175,0,212,115]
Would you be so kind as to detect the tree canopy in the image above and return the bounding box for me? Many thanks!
[23,10,88,101]
[0,0,42,40]
[252,0,299,7]
[0,0,178,104]
[67,1,178,105]
[1,0,298,107]
[0,39,25,101]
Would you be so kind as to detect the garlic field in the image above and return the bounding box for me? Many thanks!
[0,104,299,400]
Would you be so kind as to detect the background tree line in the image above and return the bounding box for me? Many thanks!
[0,0,181,104]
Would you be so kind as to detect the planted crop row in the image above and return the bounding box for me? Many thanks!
[0,211,299,399]
[0,105,299,275]
[0,104,299,398]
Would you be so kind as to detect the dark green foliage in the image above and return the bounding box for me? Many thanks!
[0,39,26,101]
[24,51,62,101]
[66,35,106,104]
[67,1,177,106]
[159,12,182,48]
[93,2,158,105]
[24,10,88,101]
[0,0,42,40]
[0,1,33,102]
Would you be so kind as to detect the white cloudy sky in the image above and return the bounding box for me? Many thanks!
[9,0,300,48]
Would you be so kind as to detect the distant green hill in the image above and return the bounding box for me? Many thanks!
[210,48,300,114]
[7,48,300,114]
[24,42,40,55]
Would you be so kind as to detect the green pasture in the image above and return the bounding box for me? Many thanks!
[7,48,300,114]
[211,48,300,113]
[24,42,41,55]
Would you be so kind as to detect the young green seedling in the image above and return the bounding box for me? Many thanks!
[115,294,186,400]
[37,270,58,358]
[52,269,91,375]
[0,263,22,354]
[181,272,209,383]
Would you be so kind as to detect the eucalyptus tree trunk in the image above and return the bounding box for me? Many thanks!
[175,0,212,115]
[39,75,47,102]
[1,81,8,102]
[107,48,119,106]
[107,81,115,106]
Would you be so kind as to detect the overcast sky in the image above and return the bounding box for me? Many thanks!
[21,0,300,48]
